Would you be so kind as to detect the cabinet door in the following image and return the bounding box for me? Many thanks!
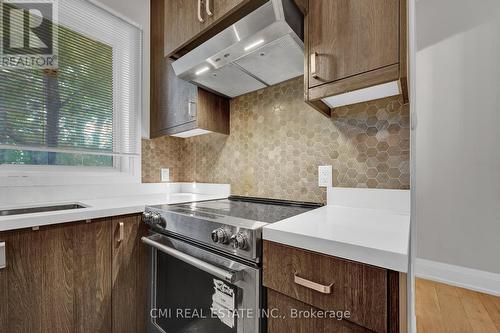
[267,289,371,333]
[205,0,246,24]
[152,57,198,137]
[164,0,266,57]
[197,87,230,135]
[308,0,399,88]
[164,58,198,130]
[164,0,204,57]
[0,219,112,333]
[111,215,148,333]
[263,241,388,332]
[152,0,197,137]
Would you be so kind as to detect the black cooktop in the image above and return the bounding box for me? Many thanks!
[169,196,323,223]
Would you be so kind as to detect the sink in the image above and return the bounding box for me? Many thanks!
[0,204,87,216]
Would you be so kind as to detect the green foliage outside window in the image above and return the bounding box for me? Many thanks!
[0,23,114,167]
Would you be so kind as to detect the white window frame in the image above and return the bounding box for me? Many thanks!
[0,0,143,186]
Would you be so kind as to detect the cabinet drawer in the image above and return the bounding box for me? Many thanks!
[267,289,371,333]
[263,241,388,333]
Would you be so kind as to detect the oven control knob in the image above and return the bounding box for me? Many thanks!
[212,228,229,244]
[142,211,152,222]
[211,229,219,243]
[230,233,247,250]
[151,213,165,227]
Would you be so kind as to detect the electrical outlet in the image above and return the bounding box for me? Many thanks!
[318,165,333,187]
[161,168,170,182]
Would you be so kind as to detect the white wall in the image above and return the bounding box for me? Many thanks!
[96,0,151,138]
[416,0,500,274]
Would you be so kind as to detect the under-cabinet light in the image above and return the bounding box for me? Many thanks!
[322,81,401,108]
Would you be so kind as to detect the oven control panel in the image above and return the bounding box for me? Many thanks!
[142,207,261,262]
[210,228,248,250]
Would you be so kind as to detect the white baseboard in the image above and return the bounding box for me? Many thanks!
[415,258,500,296]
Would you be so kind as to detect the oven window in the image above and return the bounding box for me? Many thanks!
[155,251,238,333]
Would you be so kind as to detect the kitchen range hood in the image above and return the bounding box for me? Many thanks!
[172,0,304,98]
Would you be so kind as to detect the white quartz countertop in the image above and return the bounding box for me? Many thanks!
[263,188,410,272]
[0,183,229,232]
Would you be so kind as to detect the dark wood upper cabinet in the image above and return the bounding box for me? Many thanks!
[308,0,399,87]
[152,0,230,138]
[164,0,266,58]
[302,0,408,116]
[152,57,198,136]
[164,0,204,58]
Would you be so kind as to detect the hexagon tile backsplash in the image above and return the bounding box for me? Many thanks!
[142,77,409,203]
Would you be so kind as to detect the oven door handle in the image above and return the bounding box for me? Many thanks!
[141,236,241,284]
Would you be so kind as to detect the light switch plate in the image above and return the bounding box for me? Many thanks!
[318,165,333,187]
[161,168,170,182]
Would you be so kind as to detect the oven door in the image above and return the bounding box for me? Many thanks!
[142,233,261,333]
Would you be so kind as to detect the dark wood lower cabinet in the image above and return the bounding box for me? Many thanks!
[0,214,147,333]
[267,289,370,333]
[73,218,113,333]
[111,214,148,333]
[263,241,406,333]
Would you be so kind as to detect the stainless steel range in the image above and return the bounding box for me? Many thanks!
[141,196,321,333]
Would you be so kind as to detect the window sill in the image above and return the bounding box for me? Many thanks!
[0,164,141,187]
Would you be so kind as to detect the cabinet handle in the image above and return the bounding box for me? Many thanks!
[197,0,205,23]
[188,101,196,118]
[0,242,5,270]
[294,273,333,294]
[310,52,319,79]
[118,222,124,243]
[206,0,213,16]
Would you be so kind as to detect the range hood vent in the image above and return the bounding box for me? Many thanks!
[172,0,304,98]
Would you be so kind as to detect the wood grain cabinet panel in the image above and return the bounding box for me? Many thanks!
[153,57,198,136]
[205,0,247,23]
[0,214,147,333]
[308,0,399,87]
[151,0,230,138]
[267,289,371,333]
[164,0,204,57]
[111,214,148,333]
[0,219,112,333]
[73,220,113,333]
[263,241,388,333]
[302,0,408,116]
[164,0,266,58]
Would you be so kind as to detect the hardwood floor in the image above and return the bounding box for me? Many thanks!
[416,278,500,333]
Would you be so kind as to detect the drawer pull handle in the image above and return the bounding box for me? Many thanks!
[294,273,333,294]
[310,52,319,79]
[118,222,124,242]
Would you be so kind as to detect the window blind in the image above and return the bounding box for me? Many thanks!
[0,0,142,159]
